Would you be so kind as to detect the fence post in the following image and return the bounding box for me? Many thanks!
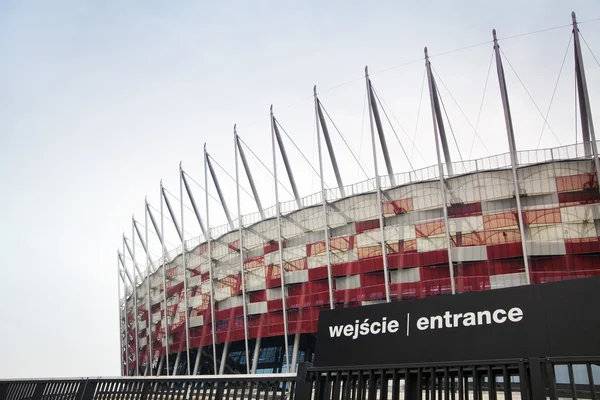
[0,383,8,400]
[76,378,98,400]
[294,363,313,400]
[528,358,547,400]
[31,382,47,400]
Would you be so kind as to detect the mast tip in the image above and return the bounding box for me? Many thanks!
[492,28,497,37]
[571,11,576,20]
[313,85,317,95]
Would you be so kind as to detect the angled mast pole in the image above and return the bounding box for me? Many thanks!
[123,236,143,277]
[270,105,291,371]
[205,151,235,231]
[146,202,164,247]
[134,219,154,266]
[572,12,600,188]
[235,133,266,219]
[314,86,335,310]
[365,67,391,302]
[424,49,457,295]
[271,109,302,209]
[179,163,191,375]
[161,187,183,243]
[234,125,251,373]
[493,30,531,285]
[143,199,153,375]
[181,171,208,239]
[204,144,218,374]
[366,74,396,186]
[425,48,454,176]
[315,93,345,197]
[118,252,134,288]
[159,180,171,375]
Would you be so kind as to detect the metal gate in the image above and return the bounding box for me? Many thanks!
[301,357,600,400]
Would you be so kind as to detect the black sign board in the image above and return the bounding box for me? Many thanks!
[314,276,600,368]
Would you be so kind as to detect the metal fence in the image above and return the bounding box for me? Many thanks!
[2,359,599,400]
[0,373,298,400]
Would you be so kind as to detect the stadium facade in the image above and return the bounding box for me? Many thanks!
[118,14,600,376]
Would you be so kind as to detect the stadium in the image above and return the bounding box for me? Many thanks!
[118,14,600,377]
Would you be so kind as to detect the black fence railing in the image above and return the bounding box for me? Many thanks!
[1,358,598,400]
[0,373,299,400]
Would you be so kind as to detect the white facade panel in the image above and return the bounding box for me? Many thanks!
[451,246,488,262]
[284,269,309,284]
[189,315,203,328]
[478,170,513,201]
[518,164,557,195]
[307,253,328,269]
[448,216,484,234]
[384,225,417,242]
[416,237,447,252]
[247,301,268,315]
[561,204,600,223]
[335,275,361,290]
[217,295,244,310]
[390,268,420,283]
[490,272,527,289]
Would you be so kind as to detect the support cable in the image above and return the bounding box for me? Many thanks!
[580,32,600,68]
[499,48,562,145]
[371,86,415,171]
[410,68,426,164]
[208,154,256,205]
[358,88,368,182]
[237,136,296,199]
[147,204,185,249]
[469,51,494,159]
[182,171,226,207]
[275,119,330,188]
[432,66,492,157]
[536,35,572,148]
[435,81,464,162]
[161,188,197,238]
[319,101,371,181]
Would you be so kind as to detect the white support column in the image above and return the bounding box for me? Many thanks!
[365,67,391,303]
[143,207,153,376]
[159,182,171,374]
[129,229,140,376]
[251,337,261,374]
[192,347,203,375]
[271,105,291,371]
[314,87,335,310]
[424,49,457,294]
[173,351,182,375]
[219,342,230,375]
[157,355,165,376]
[204,145,219,374]
[492,30,531,285]
[179,164,191,375]
[234,125,251,374]
[290,332,300,373]
[117,255,125,376]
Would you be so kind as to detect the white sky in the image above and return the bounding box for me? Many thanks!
[0,0,599,378]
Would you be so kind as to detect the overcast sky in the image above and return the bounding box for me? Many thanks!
[1,1,599,379]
